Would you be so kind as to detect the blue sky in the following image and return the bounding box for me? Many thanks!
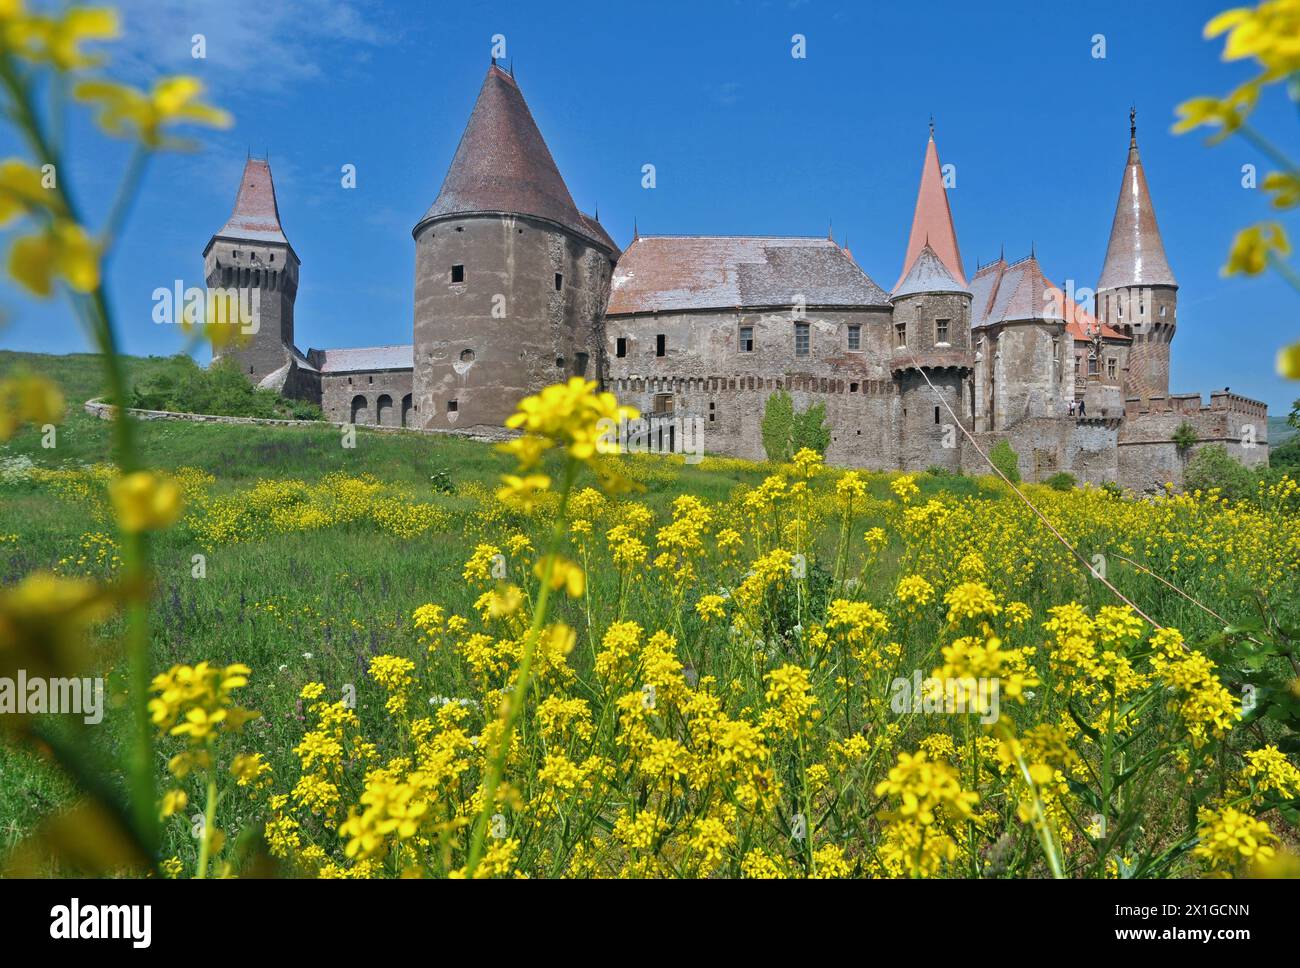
[2,0,1297,412]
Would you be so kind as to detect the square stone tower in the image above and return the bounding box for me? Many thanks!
[203,157,300,385]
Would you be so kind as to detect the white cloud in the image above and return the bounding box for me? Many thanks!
[110,0,392,89]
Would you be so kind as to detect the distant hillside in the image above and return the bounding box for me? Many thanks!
[1269,415,1296,445]
[0,350,186,406]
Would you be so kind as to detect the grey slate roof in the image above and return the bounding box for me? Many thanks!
[607,236,889,315]
[892,244,970,298]
[415,65,618,255]
[315,344,413,373]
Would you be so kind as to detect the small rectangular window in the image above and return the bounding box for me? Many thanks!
[894,322,906,348]
[448,400,458,412]
[451,264,464,283]
[934,406,941,424]
[935,319,950,344]
[575,352,588,376]
[555,273,563,291]
[1107,357,1117,379]
[616,337,626,358]
[656,334,666,357]
[795,322,810,357]
[740,326,754,352]
[847,325,861,350]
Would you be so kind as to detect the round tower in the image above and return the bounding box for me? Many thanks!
[411,65,619,430]
[890,127,973,472]
[1095,109,1177,400]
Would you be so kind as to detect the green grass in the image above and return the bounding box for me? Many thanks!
[2,351,1295,875]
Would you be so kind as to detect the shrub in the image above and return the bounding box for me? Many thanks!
[1045,471,1076,492]
[1172,421,1199,454]
[760,390,794,463]
[130,355,323,421]
[761,391,830,461]
[1184,444,1255,502]
[792,400,831,455]
[989,439,1021,483]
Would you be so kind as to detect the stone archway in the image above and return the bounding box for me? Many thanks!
[400,394,413,428]
[350,394,369,424]
[376,394,394,427]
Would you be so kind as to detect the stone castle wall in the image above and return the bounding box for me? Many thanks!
[1117,391,1270,492]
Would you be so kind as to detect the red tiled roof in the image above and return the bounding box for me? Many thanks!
[607,235,889,315]
[415,66,617,254]
[215,157,288,246]
[1098,118,1176,290]
[894,131,966,291]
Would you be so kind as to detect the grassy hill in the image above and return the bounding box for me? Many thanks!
[1269,414,1296,445]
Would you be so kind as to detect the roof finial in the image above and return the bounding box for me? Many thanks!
[999,242,1004,261]
[510,57,514,77]
[1129,104,1137,148]
[928,114,934,138]
[633,218,639,240]
[827,217,833,240]
[1030,239,1036,258]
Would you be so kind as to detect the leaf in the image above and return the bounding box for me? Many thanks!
[5,800,152,877]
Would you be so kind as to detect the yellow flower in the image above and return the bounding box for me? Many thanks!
[4,6,119,70]
[533,554,585,598]
[9,219,100,296]
[74,76,232,148]
[1278,341,1300,379]
[0,371,64,439]
[1224,222,1290,276]
[160,789,188,818]
[890,474,919,503]
[496,473,550,511]
[110,471,183,532]
[0,158,55,227]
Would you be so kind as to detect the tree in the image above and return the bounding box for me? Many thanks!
[760,390,794,463]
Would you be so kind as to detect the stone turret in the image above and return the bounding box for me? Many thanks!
[891,126,973,470]
[411,64,619,430]
[204,157,300,386]
[1095,109,1177,399]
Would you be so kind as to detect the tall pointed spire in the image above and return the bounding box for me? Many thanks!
[416,65,612,250]
[215,156,288,245]
[894,124,965,291]
[1097,107,1176,290]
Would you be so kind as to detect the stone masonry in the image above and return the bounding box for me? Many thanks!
[205,70,1267,488]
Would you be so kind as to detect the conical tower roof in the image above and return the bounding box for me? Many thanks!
[416,65,615,252]
[214,157,289,246]
[893,243,968,298]
[1098,110,1176,290]
[894,127,966,292]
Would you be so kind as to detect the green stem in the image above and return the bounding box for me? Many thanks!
[465,459,577,875]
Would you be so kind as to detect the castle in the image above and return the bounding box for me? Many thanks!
[205,64,1269,490]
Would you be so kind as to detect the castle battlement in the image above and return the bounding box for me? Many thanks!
[1124,391,1268,421]
[210,69,1266,490]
